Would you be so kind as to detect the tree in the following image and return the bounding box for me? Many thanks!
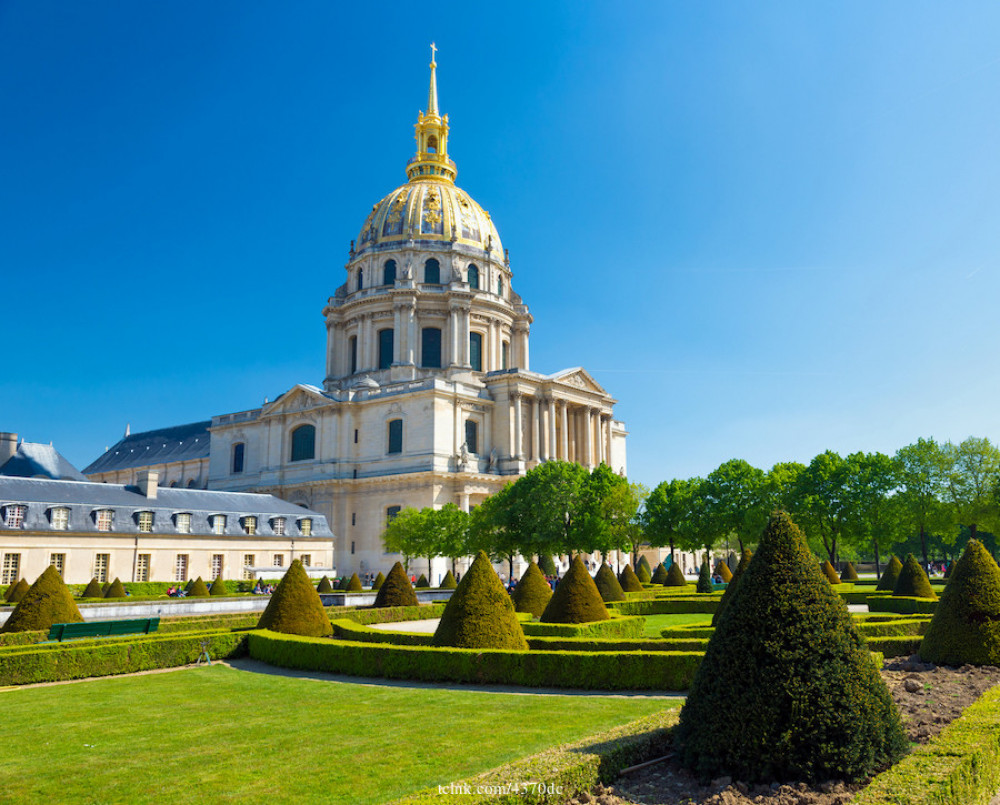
[843,451,902,576]
[380,507,429,572]
[574,463,629,559]
[763,461,805,514]
[939,437,1000,544]
[792,451,850,563]
[701,459,767,552]
[895,438,949,568]
[608,481,649,566]
[644,478,697,563]
[424,504,470,575]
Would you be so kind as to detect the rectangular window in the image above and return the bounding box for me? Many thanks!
[4,505,26,529]
[502,341,509,370]
[272,517,286,536]
[421,327,442,368]
[273,554,284,567]
[176,512,192,533]
[351,541,355,555]
[299,518,312,536]
[212,515,226,535]
[243,516,257,535]
[354,429,358,444]
[386,505,401,524]
[2,553,20,585]
[96,509,113,531]
[351,512,356,526]
[242,554,255,580]
[378,328,394,370]
[349,336,358,374]
[51,507,69,530]
[94,553,109,583]
[232,442,245,474]
[137,511,153,532]
[175,554,189,582]
[50,553,65,577]
[300,554,311,567]
[136,554,150,582]
[465,420,478,455]
[211,554,223,579]
[469,332,483,372]
[387,419,403,454]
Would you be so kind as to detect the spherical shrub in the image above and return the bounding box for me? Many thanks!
[920,539,1000,666]
[346,573,363,592]
[675,511,907,783]
[511,561,552,617]
[875,556,903,592]
[712,549,752,626]
[80,578,103,599]
[893,554,937,599]
[439,570,458,589]
[841,562,860,582]
[540,555,610,624]
[822,560,841,584]
[696,561,713,594]
[104,578,127,598]
[187,577,210,597]
[594,562,626,602]
[316,576,333,593]
[618,564,643,593]
[1,565,84,633]
[665,562,687,587]
[371,571,385,591]
[433,551,528,650]
[651,563,669,584]
[373,562,418,608]
[257,559,333,637]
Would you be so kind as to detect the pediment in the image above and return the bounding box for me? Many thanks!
[550,368,608,396]
[261,384,331,416]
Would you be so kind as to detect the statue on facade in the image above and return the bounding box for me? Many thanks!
[488,448,498,472]
[457,442,469,472]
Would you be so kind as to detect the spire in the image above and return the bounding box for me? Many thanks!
[428,42,439,116]
[407,44,456,184]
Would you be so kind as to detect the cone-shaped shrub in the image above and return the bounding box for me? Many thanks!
[1,565,84,633]
[637,554,652,576]
[104,578,127,598]
[676,511,907,783]
[651,563,669,584]
[841,561,859,582]
[101,581,110,594]
[893,554,937,599]
[371,571,385,590]
[822,560,841,584]
[336,576,349,590]
[80,578,103,599]
[540,556,610,623]
[346,573,363,592]
[594,562,626,602]
[187,576,210,597]
[696,561,713,594]
[920,539,1000,665]
[439,569,457,589]
[433,551,528,650]
[256,559,332,637]
[618,564,644,593]
[6,578,29,603]
[712,549,752,626]
[373,562,419,608]
[210,576,228,596]
[415,574,430,588]
[511,561,552,617]
[875,556,903,592]
[316,576,333,593]
[665,562,687,586]
[714,560,733,583]
[4,579,20,601]
[538,554,558,576]
[636,557,652,583]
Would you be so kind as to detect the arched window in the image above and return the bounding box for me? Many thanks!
[469,332,483,372]
[383,259,397,286]
[387,419,403,454]
[421,327,442,368]
[424,258,440,284]
[349,335,358,374]
[427,135,438,153]
[290,424,316,462]
[356,269,364,292]
[467,264,479,290]
[231,442,245,474]
[378,328,394,370]
[497,276,504,296]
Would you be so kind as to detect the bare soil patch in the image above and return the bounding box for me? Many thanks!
[563,660,1000,805]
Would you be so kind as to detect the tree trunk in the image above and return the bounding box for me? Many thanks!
[508,553,514,582]
[872,539,881,578]
[919,524,929,569]
[428,556,434,585]
[970,523,978,542]
[669,538,675,564]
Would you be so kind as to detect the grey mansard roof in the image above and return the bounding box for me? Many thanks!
[83,421,212,475]
[0,442,88,482]
[0,477,332,539]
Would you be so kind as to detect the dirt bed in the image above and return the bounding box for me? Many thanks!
[563,660,1000,805]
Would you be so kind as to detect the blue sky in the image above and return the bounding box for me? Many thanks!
[3,2,999,488]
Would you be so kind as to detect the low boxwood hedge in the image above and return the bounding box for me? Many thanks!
[854,617,931,638]
[862,635,923,658]
[520,616,645,639]
[659,626,715,639]
[248,630,704,690]
[335,603,447,625]
[528,636,710,653]
[612,598,719,616]
[867,596,939,615]
[332,619,434,646]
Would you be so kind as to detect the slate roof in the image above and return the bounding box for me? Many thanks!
[0,442,88,482]
[0,477,333,539]
[83,421,212,475]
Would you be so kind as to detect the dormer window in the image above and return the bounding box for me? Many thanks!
[50,507,70,530]
[3,504,25,529]
[272,517,286,536]
[175,512,192,533]
[242,516,257,535]
[96,509,114,532]
[137,511,154,533]
[299,518,312,536]
[211,515,227,535]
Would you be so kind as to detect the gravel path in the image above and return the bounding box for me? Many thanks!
[369,618,441,633]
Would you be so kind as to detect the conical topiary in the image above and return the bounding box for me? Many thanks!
[1,565,84,633]
[373,562,419,608]
[675,511,907,783]
[187,576,210,597]
[101,581,111,594]
[371,571,385,590]
[841,561,860,582]
[336,576,349,590]
[636,560,652,584]
[712,549,752,626]
[714,560,733,583]
[184,579,193,592]
[893,554,937,599]
[316,575,333,593]
[210,576,228,596]
[104,578,127,598]
[433,551,528,650]
[540,555,610,624]
[696,560,713,594]
[637,555,652,579]
[651,563,669,585]
[346,573,363,592]
[6,578,29,603]
[538,554,558,577]
[415,574,430,588]
[80,578,103,599]
[822,560,841,584]
[920,539,1000,665]
[594,562,626,602]
[439,569,458,589]
[665,562,687,586]
[256,559,333,637]
[618,564,644,593]
[875,556,903,592]
[510,561,552,617]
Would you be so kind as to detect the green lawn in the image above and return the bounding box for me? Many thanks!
[640,613,713,637]
[0,664,681,804]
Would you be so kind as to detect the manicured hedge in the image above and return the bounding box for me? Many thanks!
[660,626,715,639]
[0,631,248,686]
[867,596,939,615]
[332,619,433,646]
[335,603,447,625]
[855,686,1000,805]
[854,617,930,638]
[0,628,47,647]
[862,635,922,658]
[521,616,645,639]
[248,630,704,690]
[528,636,710,653]
[612,598,719,615]
[158,613,260,633]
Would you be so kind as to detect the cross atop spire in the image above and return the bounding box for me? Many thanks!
[427,42,439,116]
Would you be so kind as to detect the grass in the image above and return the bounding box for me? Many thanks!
[640,613,712,637]
[0,664,681,804]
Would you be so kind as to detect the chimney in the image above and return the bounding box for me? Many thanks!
[0,433,17,467]
[137,470,159,499]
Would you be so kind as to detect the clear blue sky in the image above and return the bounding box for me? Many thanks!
[3,2,999,489]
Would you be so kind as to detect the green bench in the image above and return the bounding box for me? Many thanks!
[47,617,160,642]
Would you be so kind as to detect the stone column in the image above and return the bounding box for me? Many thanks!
[529,397,539,462]
[547,397,557,459]
[603,415,613,467]
[511,392,523,458]
[560,401,569,460]
[583,408,593,467]
[592,409,603,465]
[407,304,417,365]
[392,305,403,364]
[448,306,460,368]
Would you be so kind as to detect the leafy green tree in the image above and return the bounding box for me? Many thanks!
[424,503,471,575]
[574,463,628,559]
[939,437,1000,543]
[763,461,805,513]
[609,481,649,566]
[380,507,428,572]
[644,478,698,564]
[843,451,902,576]
[895,438,949,568]
[792,451,850,563]
[701,459,767,552]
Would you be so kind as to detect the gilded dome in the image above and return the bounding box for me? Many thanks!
[356,180,503,259]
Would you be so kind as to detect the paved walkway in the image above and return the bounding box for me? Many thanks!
[370,618,440,633]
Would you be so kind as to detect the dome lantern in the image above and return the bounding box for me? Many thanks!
[406,44,456,184]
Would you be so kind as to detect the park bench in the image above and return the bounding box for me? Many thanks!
[46,617,160,642]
